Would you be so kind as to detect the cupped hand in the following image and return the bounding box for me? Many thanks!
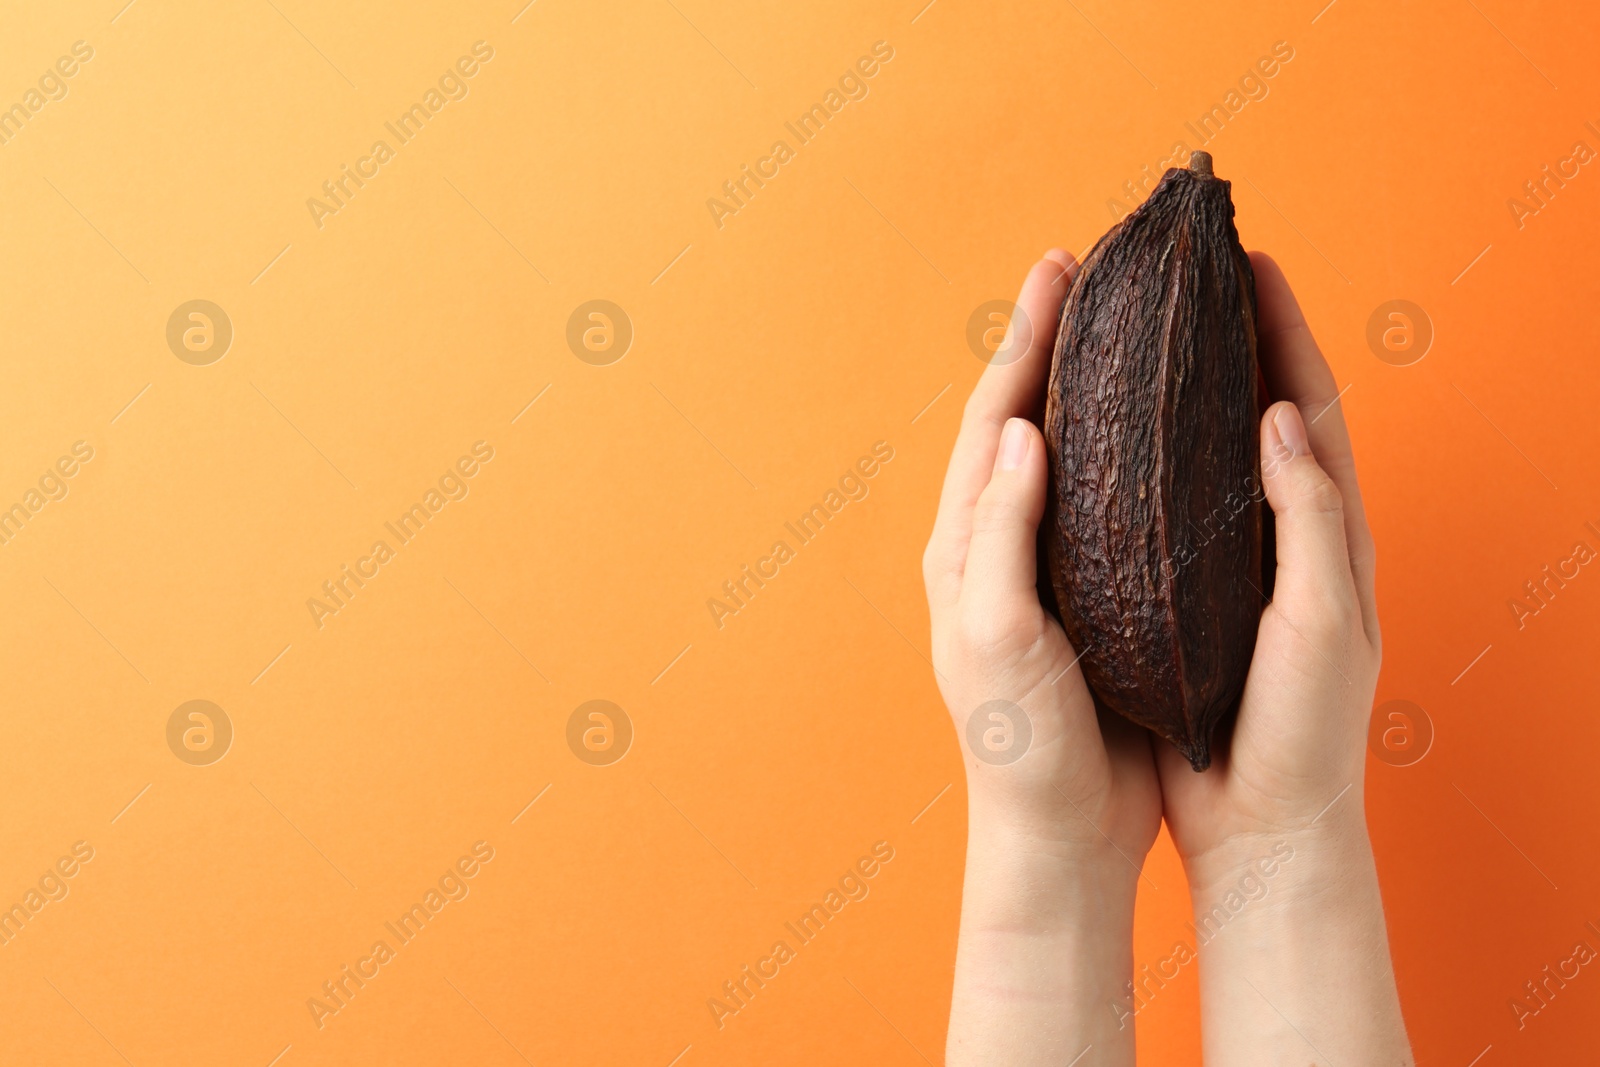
[1155,251,1383,883]
[923,250,1161,864]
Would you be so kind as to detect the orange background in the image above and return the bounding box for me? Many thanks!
[2,0,1597,1063]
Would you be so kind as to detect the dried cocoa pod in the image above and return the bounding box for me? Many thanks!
[1042,151,1269,772]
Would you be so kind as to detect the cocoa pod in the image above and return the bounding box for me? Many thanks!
[1042,151,1270,772]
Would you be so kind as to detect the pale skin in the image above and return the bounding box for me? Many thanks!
[924,249,1413,1064]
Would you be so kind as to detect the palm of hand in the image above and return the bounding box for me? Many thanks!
[934,593,1163,863]
[927,250,1378,878]
[925,251,1161,866]
[1155,251,1382,867]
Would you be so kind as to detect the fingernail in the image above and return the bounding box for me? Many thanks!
[1271,402,1309,458]
[999,418,1028,470]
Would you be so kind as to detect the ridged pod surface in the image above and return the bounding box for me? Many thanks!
[1042,151,1268,771]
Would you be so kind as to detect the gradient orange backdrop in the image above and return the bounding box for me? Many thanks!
[2,0,1597,1063]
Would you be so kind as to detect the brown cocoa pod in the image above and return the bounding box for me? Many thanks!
[1042,151,1269,772]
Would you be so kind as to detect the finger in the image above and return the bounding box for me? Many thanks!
[1260,401,1361,641]
[1249,251,1378,645]
[964,249,1077,428]
[926,252,1075,611]
[959,418,1050,636]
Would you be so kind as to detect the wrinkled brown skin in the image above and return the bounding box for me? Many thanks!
[1042,152,1267,772]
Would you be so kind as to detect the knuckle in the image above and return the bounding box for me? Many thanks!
[1278,581,1359,648]
[952,609,1006,656]
[1308,588,1362,642]
[1293,467,1345,516]
[1328,603,1362,645]
[923,534,968,602]
[952,603,1039,663]
[960,396,1001,438]
[1351,541,1378,584]
[970,492,1025,537]
[1274,607,1356,677]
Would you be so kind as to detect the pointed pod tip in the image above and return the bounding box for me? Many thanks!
[1188,151,1214,177]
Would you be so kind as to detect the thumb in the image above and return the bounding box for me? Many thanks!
[1260,401,1360,632]
[958,417,1048,633]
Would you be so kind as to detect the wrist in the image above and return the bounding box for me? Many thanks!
[967,823,1139,923]
[1182,794,1373,908]
[1182,810,1379,944]
[964,792,1144,920]
[965,764,1146,854]
[1177,804,1413,1065]
[950,812,1142,1066]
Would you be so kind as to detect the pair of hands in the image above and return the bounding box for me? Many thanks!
[925,250,1410,1064]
